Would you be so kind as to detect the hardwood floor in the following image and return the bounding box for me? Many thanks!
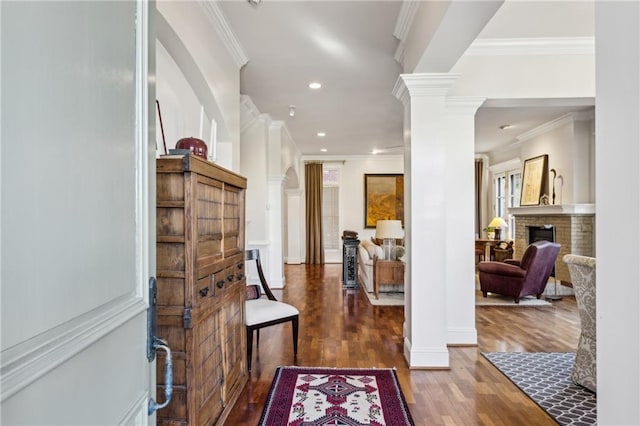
[226,263,580,425]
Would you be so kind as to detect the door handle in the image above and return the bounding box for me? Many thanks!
[148,336,173,415]
[147,277,174,415]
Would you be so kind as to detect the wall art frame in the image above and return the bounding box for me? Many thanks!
[520,154,549,206]
[364,174,404,228]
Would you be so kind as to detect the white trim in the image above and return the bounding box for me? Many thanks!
[516,112,593,143]
[301,154,403,162]
[0,295,148,401]
[393,0,419,42]
[406,345,450,369]
[446,96,486,114]
[393,41,405,64]
[119,392,150,426]
[135,0,150,302]
[398,73,461,97]
[509,204,595,216]
[488,158,521,174]
[392,75,410,106]
[240,94,261,132]
[447,327,477,345]
[200,0,248,69]
[466,37,595,56]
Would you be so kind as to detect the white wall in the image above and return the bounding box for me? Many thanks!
[486,112,595,217]
[595,2,640,423]
[156,2,243,171]
[300,155,404,250]
[451,54,595,99]
[241,117,269,243]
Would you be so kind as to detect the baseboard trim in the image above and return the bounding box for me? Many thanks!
[404,339,450,368]
[447,327,478,345]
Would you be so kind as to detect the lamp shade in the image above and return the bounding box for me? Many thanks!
[488,217,508,229]
[375,220,404,239]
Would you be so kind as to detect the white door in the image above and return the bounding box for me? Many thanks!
[1,1,157,424]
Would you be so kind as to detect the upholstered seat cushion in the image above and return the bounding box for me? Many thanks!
[478,262,527,278]
[245,298,299,326]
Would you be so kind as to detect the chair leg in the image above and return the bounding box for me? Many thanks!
[292,316,299,356]
[246,327,253,372]
[256,329,260,348]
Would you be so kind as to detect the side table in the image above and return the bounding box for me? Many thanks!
[373,258,405,299]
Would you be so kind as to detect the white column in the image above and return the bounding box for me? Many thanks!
[393,73,460,368]
[595,2,640,424]
[267,175,286,288]
[286,189,303,264]
[445,97,485,345]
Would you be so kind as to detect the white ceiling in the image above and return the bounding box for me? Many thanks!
[219,0,595,156]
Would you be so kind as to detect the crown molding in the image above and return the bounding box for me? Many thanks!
[396,73,461,97]
[393,1,420,42]
[446,97,487,115]
[394,41,405,65]
[301,154,403,162]
[200,0,249,69]
[516,111,593,143]
[465,37,595,57]
[240,95,262,132]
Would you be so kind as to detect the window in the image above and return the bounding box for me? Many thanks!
[322,168,340,252]
[492,167,521,240]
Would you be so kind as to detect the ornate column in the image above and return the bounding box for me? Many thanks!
[393,73,460,368]
[444,97,485,345]
[267,175,286,288]
[285,189,304,264]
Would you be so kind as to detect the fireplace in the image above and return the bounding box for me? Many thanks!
[509,204,595,286]
[528,225,555,244]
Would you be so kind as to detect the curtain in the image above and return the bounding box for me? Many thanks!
[305,162,324,264]
[474,159,484,237]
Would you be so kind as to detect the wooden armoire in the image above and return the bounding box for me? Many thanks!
[156,154,247,425]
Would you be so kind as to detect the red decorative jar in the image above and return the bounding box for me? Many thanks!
[176,137,208,159]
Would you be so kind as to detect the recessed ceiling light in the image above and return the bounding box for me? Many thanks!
[499,124,512,130]
[308,82,322,90]
[320,148,327,152]
[316,132,326,137]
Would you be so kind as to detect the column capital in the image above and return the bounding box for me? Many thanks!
[446,96,487,115]
[393,73,461,101]
[268,175,287,184]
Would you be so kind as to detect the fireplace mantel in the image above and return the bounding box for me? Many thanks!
[509,204,595,216]
[509,204,594,290]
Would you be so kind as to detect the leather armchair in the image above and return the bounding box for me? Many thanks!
[478,240,561,303]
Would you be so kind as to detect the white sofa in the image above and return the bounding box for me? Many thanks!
[357,239,382,293]
[357,240,404,294]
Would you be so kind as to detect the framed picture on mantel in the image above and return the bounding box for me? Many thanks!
[520,154,549,206]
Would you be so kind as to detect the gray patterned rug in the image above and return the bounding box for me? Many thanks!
[482,352,596,425]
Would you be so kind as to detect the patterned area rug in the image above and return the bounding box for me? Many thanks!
[363,290,404,306]
[259,367,414,425]
[482,352,596,425]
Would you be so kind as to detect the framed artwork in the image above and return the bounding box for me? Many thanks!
[520,154,549,206]
[364,174,404,228]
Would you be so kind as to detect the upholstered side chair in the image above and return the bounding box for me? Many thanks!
[244,249,299,371]
[563,254,596,393]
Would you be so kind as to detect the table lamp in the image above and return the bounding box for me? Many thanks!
[488,217,508,240]
[375,220,404,260]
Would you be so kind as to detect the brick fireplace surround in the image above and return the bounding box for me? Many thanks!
[510,204,595,286]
